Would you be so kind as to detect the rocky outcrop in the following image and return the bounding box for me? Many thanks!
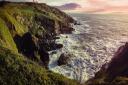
[106,43,128,81]
[0,1,75,68]
[85,43,128,85]
[58,53,72,66]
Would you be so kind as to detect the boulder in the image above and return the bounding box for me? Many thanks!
[58,53,71,66]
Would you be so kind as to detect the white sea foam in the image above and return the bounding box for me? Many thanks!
[48,14,128,83]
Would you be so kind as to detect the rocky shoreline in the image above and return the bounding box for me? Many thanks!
[49,14,128,84]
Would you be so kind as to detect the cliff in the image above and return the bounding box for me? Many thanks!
[85,43,128,85]
[0,1,78,85]
[0,1,75,65]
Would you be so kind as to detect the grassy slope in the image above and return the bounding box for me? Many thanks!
[0,17,17,52]
[0,46,77,85]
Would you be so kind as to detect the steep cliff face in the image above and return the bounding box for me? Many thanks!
[85,43,128,85]
[0,1,78,85]
[0,1,75,65]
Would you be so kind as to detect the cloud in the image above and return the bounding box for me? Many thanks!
[1,0,128,13]
[56,0,128,13]
[79,0,128,13]
[54,3,81,10]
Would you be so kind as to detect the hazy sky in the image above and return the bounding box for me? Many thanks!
[42,0,128,13]
[3,0,128,13]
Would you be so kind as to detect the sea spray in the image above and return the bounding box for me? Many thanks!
[48,14,128,83]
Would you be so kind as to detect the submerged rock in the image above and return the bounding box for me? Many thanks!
[74,21,81,25]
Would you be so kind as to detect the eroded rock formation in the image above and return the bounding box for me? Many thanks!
[85,42,128,85]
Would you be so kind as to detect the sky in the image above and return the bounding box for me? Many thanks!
[2,0,128,13]
[42,0,128,13]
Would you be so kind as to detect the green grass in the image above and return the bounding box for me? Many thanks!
[5,10,26,36]
[0,46,78,85]
[0,18,18,52]
[0,8,27,36]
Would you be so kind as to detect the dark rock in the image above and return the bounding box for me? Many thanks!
[37,37,63,51]
[22,33,37,59]
[14,35,23,52]
[86,43,128,85]
[74,21,81,25]
[38,48,49,67]
[14,32,39,61]
[35,15,56,34]
[106,43,128,81]
[0,1,6,7]
[53,36,60,39]
[95,43,128,81]
[48,43,63,51]
[58,53,71,66]
[53,44,63,50]
[60,26,74,34]
[66,36,68,38]
[14,32,50,68]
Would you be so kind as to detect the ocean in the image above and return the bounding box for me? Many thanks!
[48,14,128,83]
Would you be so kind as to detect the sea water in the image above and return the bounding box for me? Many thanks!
[48,14,128,83]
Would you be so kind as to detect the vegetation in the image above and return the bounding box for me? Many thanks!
[0,17,17,52]
[0,46,78,85]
